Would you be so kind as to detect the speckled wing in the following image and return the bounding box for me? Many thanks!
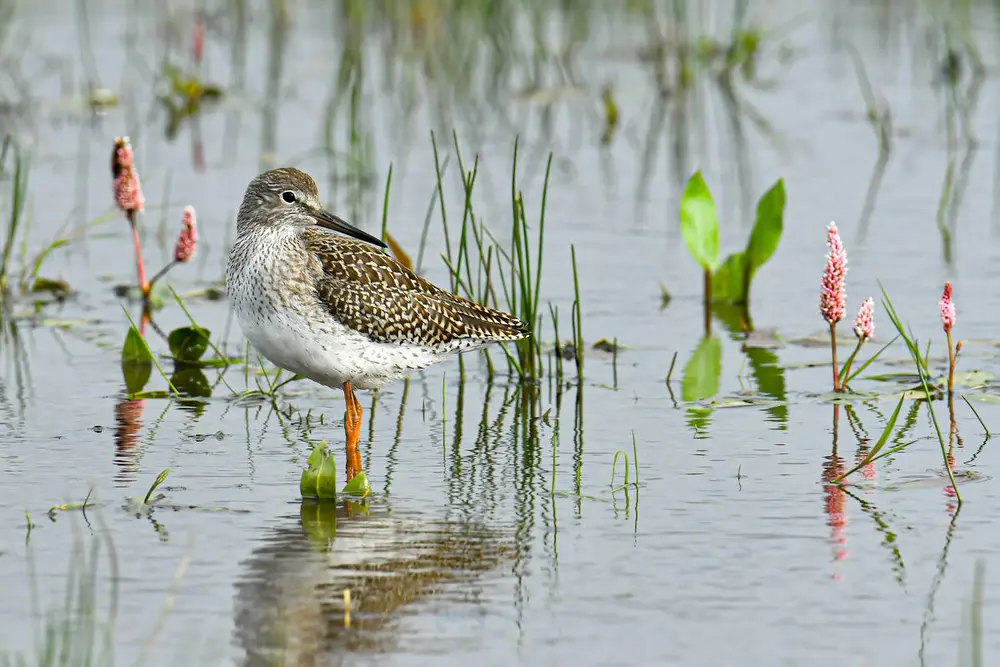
[304,228,529,347]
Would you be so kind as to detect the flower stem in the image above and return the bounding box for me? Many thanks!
[946,329,955,395]
[830,322,840,392]
[838,337,865,392]
[147,260,179,293]
[127,211,149,297]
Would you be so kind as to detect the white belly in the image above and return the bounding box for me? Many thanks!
[236,303,442,391]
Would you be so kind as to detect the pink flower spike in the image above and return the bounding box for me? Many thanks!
[112,137,145,214]
[820,221,847,325]
[853,298,874,340]
[939,282,956,332]
[174,206,197,263]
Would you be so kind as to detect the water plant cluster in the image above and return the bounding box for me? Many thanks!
[0,3,994,663]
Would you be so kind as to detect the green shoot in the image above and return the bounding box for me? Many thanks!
[961,395,990,436]
[143,469,171,505]
[880,284,960,503]
[834,394,910,482]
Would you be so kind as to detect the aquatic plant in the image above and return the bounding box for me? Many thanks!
[838,297,874,390]
[148,206,198,291]
[111,137,148,296]
[880,285,961,503]
[678,171,785,331]
[820,222,847,391]
[432,133,567,384]
[940,281,959,394]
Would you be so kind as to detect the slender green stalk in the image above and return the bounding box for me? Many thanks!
[430,131,453,266]
[880,284,961,503]
[570,244,583,380]
[961,395,990,436]
[665,351,678,384]
[837,337,865,390]
[844,335,898,385]
[1,142,28,292]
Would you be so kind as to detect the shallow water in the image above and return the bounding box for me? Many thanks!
[1,1,999,665]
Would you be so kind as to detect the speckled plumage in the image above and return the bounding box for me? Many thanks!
[226,167,528,390]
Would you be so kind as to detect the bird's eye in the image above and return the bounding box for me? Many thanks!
[281,190,297,204]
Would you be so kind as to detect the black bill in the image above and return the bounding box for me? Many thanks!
[310,208,387,248]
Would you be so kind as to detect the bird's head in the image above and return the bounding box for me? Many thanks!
[237,167,386,247]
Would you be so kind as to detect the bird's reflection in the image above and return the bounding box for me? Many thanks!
[232,501,510,665]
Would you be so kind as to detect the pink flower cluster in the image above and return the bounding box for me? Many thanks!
[112,137,145,214]
[939,282,956,332]
[174,206,197,263]
[820,222,847,325]
[853,297,874,340]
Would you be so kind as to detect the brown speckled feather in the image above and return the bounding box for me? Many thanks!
[304,227,529,347]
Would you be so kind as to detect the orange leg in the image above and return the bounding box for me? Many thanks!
[343,381,363,481]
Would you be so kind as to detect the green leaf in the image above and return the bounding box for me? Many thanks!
[711,252,747,303]
[300,441,338,500]
[681,336,722,402]
[679,171,720,271]
[342,471,371,497]
[299,499,337,545]
[170,368,211,398]
[745,178,785,276]
[144,468,170,505]
[121,325,152,394]
[168,326,211,362]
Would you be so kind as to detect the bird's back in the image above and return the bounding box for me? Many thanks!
[303,227,529,351]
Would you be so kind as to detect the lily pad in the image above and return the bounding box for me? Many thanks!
[962,393,1000,404]
[947,370,994,389]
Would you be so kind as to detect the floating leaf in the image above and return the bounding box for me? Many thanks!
[711,252,747,304]
[679,171,719,271]
[121,325,152,394]
[681,336,722,402]
[31,277,71,295]
[342,471,371,497]
[745,178,785,277]
[963,393,1000,405]
[168,326,211,363]
[949,370,995,389]
[300,441,337,500]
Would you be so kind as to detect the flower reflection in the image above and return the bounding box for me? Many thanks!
[113,396,145,485]
[823,404,848,570]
